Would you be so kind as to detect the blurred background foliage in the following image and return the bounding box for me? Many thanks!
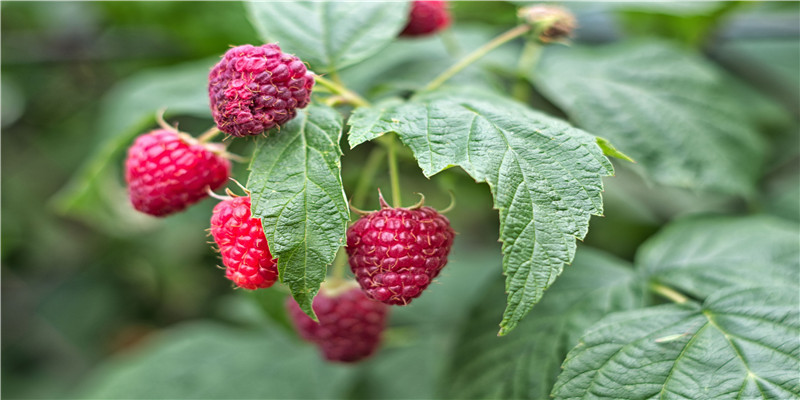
[2,1,797,399]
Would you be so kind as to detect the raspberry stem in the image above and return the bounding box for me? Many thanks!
[650,282,689,304]
[331,247,348,279]
[197,127,222,143]
[386,134,403,208]
[352,146,387,209]
[511,39,542,102]
[423,24,532,92]
[313,75,371,108]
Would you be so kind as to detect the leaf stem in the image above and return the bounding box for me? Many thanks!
[423,24,532,92]
[650,282,689,304]
[386,134,402,207]
[511,39,542,102]
[352,146,387,209]
[313,75,371,108]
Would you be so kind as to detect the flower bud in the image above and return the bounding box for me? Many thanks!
[518,5,577,43]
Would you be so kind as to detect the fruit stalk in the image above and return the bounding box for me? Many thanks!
[423,24,532,91]
[386,134,403,208]
[650,282,689,304]
[314,75,371,108]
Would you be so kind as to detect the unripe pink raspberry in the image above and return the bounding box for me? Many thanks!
[125,129,231,217]
[285,283,388,363]
[208,44,315,137]
[209,195,278,290]
[346,196,455,305]
[401,0,451,37]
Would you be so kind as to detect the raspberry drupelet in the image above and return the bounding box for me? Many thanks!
[208,44,315,137]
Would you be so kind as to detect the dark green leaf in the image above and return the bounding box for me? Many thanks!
[245,1,410,73]
[445,247,645,399]
[348,88,613,335]
[534,40,766,196]
[247,104,348,319]
[553,285,800,399]
[639,215,800,299]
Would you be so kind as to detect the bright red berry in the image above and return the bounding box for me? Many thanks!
[346,196,455,305]
[209,44,315,137]
[209,195,278,290]
[400,0,451,37]
[285,283,388,363]
[125,129,231,217]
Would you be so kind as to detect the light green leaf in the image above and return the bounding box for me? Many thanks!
[50,59,215,232]
[348,88,613,335]
[78,323,356,399]
[596,137,635,163]
[552,285,800,399]
[444,247,645,399]
[639,215,800,299]
[534,40,766,196]
[245,1,411,73]
[247,104,348,319]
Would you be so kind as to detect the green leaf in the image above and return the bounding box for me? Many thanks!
[596,137,635,163]
[639,215,800,299]
[552,285,800,399]
[50,59,215,232]
[78,323,356,399]
[247,104,348,319]
[348,88,613,335]
[444,247,645,399]
[533,40,766,196]
[245,1,411,73]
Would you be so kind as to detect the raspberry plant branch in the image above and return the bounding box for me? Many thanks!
[649,282,689,304]
[313,74,371,108]
[511,39,542,102]
[423,24,532,92]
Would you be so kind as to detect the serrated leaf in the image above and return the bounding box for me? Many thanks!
[78,323,356,399]
[348,88,613,335]
[552,285,800,399]
[533,40,766,196]
[247,104,348,319]
[245,1,410,73]
[444,247,645,399]
[639,215,800,299]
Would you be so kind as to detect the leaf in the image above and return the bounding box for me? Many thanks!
[596,137,635,163]
[444,247,645,399]
[348,88,613,335]
[552,285,800,399]
[639,215,800,299]
[78,323,356,399]
[247,104,348,319]
[533,40,767,196]
[245,1,411,73]
[50,59,215,232]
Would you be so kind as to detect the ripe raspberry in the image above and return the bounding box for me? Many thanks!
[209,195,278,290]
[285,283,388,363]
[346,196,455,305]
[400,0,451,37]
[209,44,315,137]
[125,129,231,217]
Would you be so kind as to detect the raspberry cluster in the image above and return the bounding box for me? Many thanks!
[401,0,451,37]
[209,44,315,137]
[286,285,388,363]
[346,199,455,305]
[125,129,230,217]
[209,195,278,290]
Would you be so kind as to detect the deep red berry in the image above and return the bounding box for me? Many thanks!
[209,195,278,290]
[346,198,455,305]
[400,0,451,37]
[285,284,388,363]
[125,129,230,217]
[209,44,315,137]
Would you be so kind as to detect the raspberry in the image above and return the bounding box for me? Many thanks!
[346,196,455,305]
[208,44,315,137]
[125,129,231,217]
[400,0,451,37]
[285,283,388,363]
[209,195,278,290]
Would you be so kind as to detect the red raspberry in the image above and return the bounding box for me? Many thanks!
[285,283,388,363]
[346,196,455,305]
[208,44,315,137]
[400,0,451,37]
[125,129,231,217]
[209,195,278,290]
